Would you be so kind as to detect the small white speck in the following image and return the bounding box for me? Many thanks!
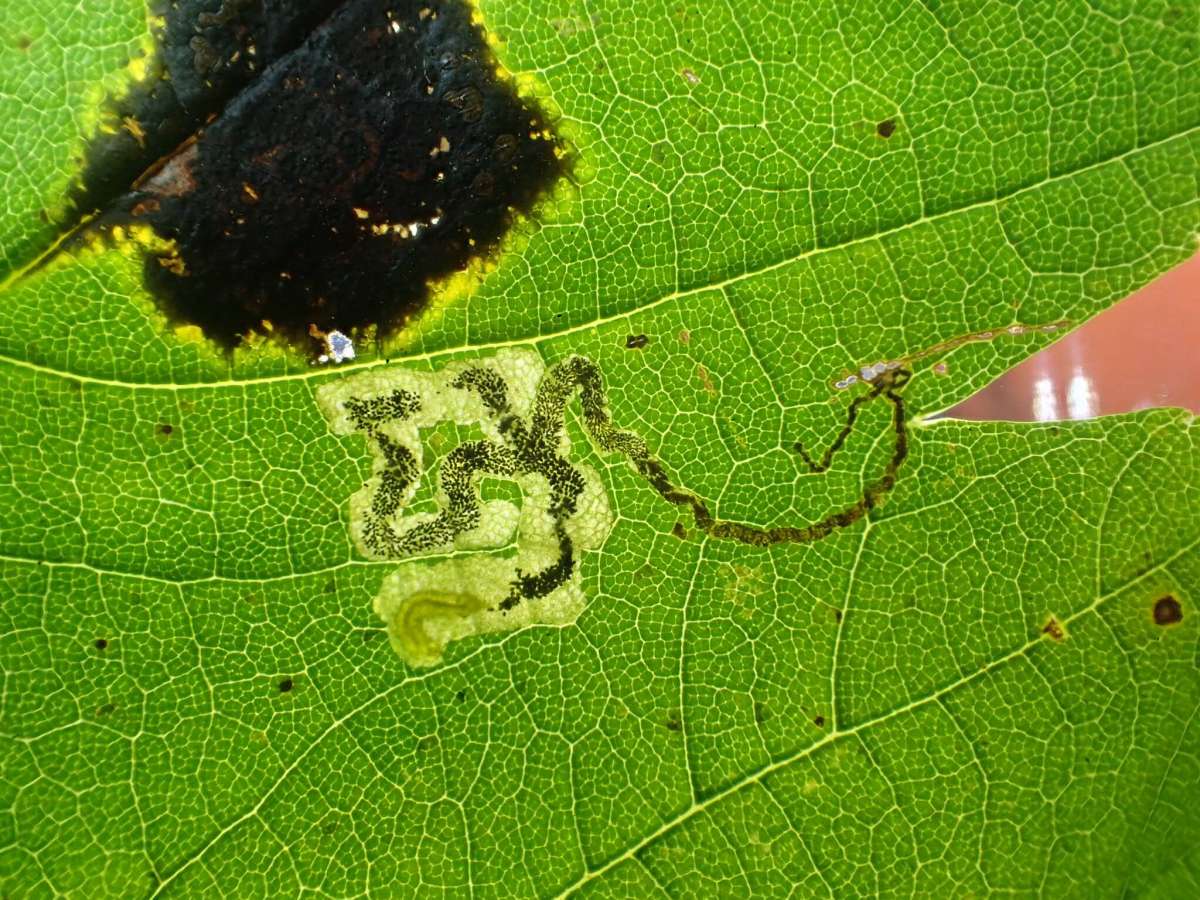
[326,330,355,363]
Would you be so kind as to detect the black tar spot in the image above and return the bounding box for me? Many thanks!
[876,118,896,138]
[74,1,344,224]
[1153,595,1183,626]
[79,0,569,350]
[625,334,649,350]
[813,715,825,727]
[278,677,294,692]
[156,422,174,436]
[94,638,108,650]
[455,689,466,703]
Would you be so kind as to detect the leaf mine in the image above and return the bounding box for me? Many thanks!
[318,350,914,665]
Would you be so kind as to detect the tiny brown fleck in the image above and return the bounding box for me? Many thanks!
[1153,595,1183,626]
[122,116,147,148]
[671,521,687,540]
[681,67,700,86]
[278,677,294,693]
[678,329,691,344]
[625,334,649,350]
[94,638,108,650]
[813,715,825,728]
[665,716,682,732]
[876,118,897,138]
[156,422,174,436]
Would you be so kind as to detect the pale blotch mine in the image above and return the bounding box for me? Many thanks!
[316,349,614,667]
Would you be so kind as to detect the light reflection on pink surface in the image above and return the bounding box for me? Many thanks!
[949,252,1200,421]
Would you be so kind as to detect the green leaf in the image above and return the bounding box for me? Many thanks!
[2,1,1198,897]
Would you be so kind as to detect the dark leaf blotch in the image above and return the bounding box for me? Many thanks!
[1153,595,1183,626]
[80,0,569,349]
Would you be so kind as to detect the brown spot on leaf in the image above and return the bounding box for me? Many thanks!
[671,521,687,540]
[1041,616,1065,641]
[156,422,174,436]
[94,638,108,650]
[876,118,897,138]
[278,677,294,692]
[813,715,825,728]
[1153,595,1183,626]
[625,333,649,350]
[665,716,682,732]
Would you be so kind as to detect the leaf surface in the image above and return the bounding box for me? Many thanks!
[1,1,1198,896]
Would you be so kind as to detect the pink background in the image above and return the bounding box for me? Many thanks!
[950,252,1200,420]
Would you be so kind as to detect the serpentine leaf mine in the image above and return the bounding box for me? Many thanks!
[318,353,911,666]
[71,0,568,352]
[317,349,614,667]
